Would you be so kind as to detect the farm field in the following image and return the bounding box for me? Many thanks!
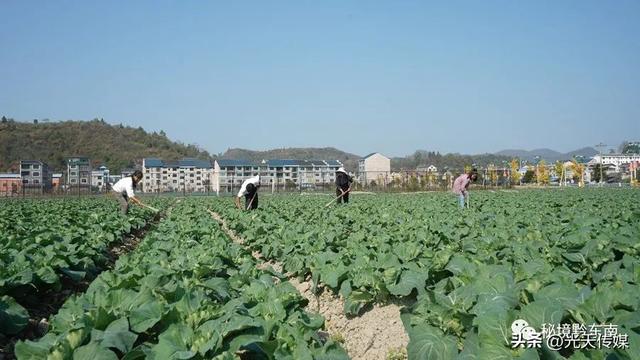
[1,188,639,359]
[0,198,170,355]
[211,189,640,359]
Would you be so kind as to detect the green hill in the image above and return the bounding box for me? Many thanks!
[0,118,213,173]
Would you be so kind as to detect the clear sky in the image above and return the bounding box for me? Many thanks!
[1,1,638,157]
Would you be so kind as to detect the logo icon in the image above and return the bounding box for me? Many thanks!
[511,319,542,348]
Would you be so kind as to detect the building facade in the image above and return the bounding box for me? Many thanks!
[91,166,110,192]
[214,159,261,193]
[214,159,343,193]
[67,157,92,189]
[20,160,52,193]
[589,154,640,172]
[0,173,21,196]
[142,158,215,193]
[358,153,391,186]
[416,165,438,175]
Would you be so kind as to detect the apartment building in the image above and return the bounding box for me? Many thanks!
[358,152,391,185]
[20,160,52,193]
[67,157,92,189]
[142,158,214,193]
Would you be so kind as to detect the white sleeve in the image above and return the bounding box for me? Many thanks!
[126,178,135,197]
[237,183,247,198]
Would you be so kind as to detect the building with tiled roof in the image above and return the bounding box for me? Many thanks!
[214,158,344,193]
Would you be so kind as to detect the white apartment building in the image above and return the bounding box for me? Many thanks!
[91,166,110,192]
[142,158,215,193]
[358,152,391,185]
[214,159,343,193]
[214,159,261,193]
[589,154,640,172]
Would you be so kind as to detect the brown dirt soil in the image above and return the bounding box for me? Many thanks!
[289,278,409,360]
[208,210,409,360]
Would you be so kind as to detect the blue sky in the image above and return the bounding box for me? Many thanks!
[1,1,638,157]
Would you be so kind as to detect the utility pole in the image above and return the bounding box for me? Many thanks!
[595,143,607,186]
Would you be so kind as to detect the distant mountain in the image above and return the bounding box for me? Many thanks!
[495,147,598,162]
[0,118,213,173]
[566,147,600,158]
[221,147,361,170]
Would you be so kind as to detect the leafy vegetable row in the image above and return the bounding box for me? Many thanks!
[1,197,169,337]
[15,199,347,359]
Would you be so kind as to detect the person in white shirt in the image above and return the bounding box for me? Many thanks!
[111,170,147,214]
[235,175,260,210]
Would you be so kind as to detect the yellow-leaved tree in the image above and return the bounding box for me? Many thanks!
[510,159,521,185]
[554,161,564,184]
[571,159,585,187]
[537,160,550,185]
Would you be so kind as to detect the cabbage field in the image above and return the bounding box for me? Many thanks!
[1,189,639,359]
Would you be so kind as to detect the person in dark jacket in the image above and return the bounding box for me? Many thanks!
[235,175,260,210]
[335,167,353,204]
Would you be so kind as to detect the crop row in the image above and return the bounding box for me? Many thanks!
[1,198,170,338]
[15,199,347,359]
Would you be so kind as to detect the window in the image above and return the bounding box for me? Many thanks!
[34,179,40,184]
[173,180,177,184]
[21,164,31,170]
[21,171,30,176]
[33,165,40,170]
[81,179,87,183]
[196,177,201,180]
[71,171,77,176]
[71,179,77,183]
[97,176,102,180]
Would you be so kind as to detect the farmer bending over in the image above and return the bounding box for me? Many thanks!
[236,175,260,210]
[335,167,354,204]
[452,168,478,208]
[111,170,149,214]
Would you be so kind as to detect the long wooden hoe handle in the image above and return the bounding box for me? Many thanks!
[325,187,351,208]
